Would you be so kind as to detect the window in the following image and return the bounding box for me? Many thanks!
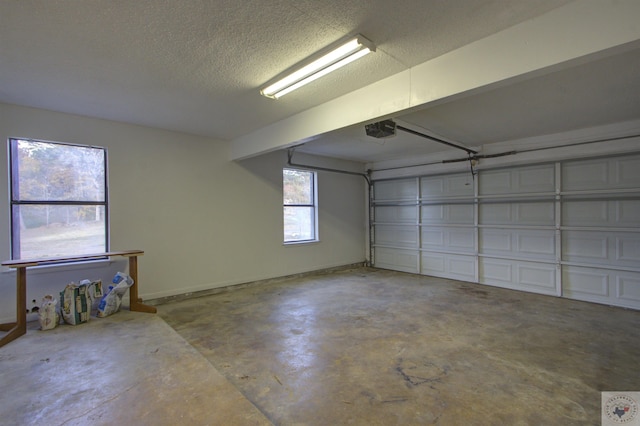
[9,138,108,260]
[283,168,317,243]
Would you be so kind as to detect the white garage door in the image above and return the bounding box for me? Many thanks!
[371,153,640,310]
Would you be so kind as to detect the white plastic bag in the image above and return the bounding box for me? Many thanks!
[39,295,59,330]
[97,272,134,318]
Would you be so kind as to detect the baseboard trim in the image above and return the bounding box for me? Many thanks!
[148,262,367,306]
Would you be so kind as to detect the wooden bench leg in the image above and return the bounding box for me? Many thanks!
[0,266,27,347]
[127,256,157,314]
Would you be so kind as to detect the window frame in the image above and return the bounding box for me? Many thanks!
[8,138,110,261]
[283,168,318,244]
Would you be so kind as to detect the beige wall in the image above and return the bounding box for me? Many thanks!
[0,103,366,320]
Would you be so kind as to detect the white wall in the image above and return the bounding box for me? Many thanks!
[0,103,366,321]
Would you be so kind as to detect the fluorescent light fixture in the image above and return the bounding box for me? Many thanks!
[261,34,375,99]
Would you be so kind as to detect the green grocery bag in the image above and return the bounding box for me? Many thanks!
[59,283,91,325]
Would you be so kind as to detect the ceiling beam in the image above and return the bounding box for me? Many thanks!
[230,0,640,161]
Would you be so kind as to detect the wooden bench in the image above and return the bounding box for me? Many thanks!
[1,250,156,348]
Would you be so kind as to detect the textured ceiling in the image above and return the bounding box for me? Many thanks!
[1,1,638,164]
[1,0,572,141]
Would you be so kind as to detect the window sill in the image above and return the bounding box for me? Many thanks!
[283,239,320,246]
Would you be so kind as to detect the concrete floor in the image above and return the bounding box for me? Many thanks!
[2,268,639,425]
[0,310,270,425]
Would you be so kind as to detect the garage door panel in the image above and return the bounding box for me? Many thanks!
[422,227,475,253]
[518,166,555,193]
[374,179,417,200]
[563,231,640,268]
[448,204,475,223]
[480,229,512,251]
[421,177,444,196]
[562,231,609,261]
[480,202,554,225]
[616,236,640,262]
[447,256,476,281]
[562,159,609,191]
[563,267,609,297]
[563,266,640,309]
[562,154,640,191]
[517,232,555,257]
[420,173,473,198]
[518,264,555,290]
[374,206,417,223]
[518,203,555,224]
[375,248,418,273]
[617,275,640,303]
[422,253,475,281]
[479,203,511,224]
[562,201,608,225]
[480,258,556,295]
[421,204,474,224]
[421,252,445,273]
[616,200,640,226]
[480,229,555,260]
[374,225,417,248]
[446,175,474,196]
[480,164,555,195]
[448,228,476,252]
[421,205,445,222]
[616,156,640,188]
[563,200,640,227]
[421,228,445,248]
[480,171,512,194]
[479,259,513,286]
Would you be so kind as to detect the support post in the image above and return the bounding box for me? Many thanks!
[127,255,157,313]
[0,266,28,347]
